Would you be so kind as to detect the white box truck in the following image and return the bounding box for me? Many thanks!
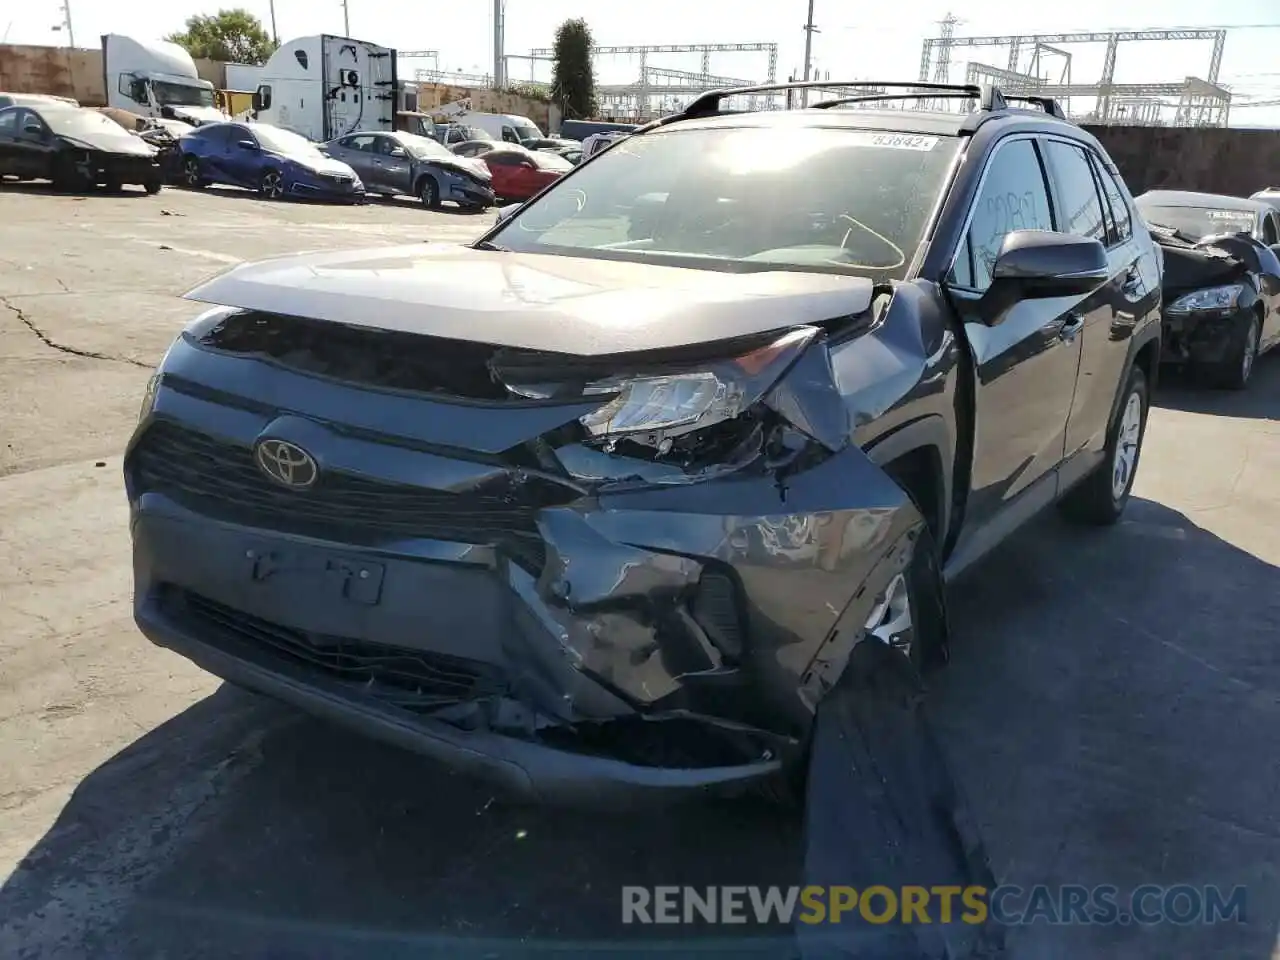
[102,34,228,126]
[248,35,397,142]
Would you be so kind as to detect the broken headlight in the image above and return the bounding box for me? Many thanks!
[578,327,817,446]
[1166,283,1245,317]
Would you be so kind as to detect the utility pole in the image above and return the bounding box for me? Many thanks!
[268,0,278,43]
[492,0,505,89]
[342,0,350,36]
[60,0,75,48]
[801,0,817,107]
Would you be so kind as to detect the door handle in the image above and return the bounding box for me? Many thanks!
[1059,312,1085,341]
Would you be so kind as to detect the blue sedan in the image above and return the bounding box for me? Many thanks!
[178,122,364,203]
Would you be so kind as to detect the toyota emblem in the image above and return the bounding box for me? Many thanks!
[254,439,318,488]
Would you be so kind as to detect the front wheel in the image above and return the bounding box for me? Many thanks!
[259,168,285,200]
[417,175,440,209]
[51,156,89,192]
[144,178,163,195]
[182,155,206,188]
[1059,363,1148,526]
[1206,311,1260,390]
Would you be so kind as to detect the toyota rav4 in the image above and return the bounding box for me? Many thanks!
[126,81,1162,802]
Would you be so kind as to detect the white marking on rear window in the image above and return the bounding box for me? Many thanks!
[866,133,940,151]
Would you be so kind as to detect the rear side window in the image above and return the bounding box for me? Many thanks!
[1088,154,1133,245]
[0,109,15,135]
[949,138,1054,292]
[1041,140,1106,243]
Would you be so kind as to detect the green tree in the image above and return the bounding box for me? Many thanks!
[551,19,596,120]
[166,9,277,65]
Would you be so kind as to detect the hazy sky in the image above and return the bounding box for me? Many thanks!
[6,0,1280,124]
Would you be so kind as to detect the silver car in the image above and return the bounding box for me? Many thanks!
[324,130,495,210]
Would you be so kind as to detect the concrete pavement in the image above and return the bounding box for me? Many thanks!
[1,183,1277,959]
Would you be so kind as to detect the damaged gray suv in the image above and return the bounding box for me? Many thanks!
[126,81,1161,802]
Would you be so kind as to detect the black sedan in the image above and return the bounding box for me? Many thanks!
[0,103,162,193]
[1136,190,1280,388]
[324,130,494,210]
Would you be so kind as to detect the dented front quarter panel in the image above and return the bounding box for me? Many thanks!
[531,445,923,740]
[527,311,942,742]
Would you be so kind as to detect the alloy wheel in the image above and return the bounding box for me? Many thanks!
[262,170,284,200]
[184,158,201,186]
[1111,389,1143,501]
[865,572,914,660]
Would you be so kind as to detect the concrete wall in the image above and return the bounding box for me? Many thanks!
[415,81,551,131]
[0,44,106,105]
[1083,124,1280,198]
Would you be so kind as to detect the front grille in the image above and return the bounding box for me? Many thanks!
[164,587,506,710]
[319,172,354,183]
[131,420,550,569]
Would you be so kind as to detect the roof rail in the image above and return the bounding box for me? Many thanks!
[812,88,1007,111]
[632,80,1002,133]
[1002,94,1069,120]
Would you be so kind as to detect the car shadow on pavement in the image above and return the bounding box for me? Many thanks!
[1151,352,1280,419]
[2,501,1277,960]
[929,497,1280,959]
[0,180,154,199]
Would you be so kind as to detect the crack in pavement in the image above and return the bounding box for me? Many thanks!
[0,296,150,369]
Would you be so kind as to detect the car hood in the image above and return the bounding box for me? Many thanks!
[60,131,158,157]
[281,153,358,177]
[165,105,228,126]
[183,243,875,356]
[434,156,490,180]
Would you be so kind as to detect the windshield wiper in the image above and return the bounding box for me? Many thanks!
[474,239,511,252]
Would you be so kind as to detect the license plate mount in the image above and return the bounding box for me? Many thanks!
[243,546,385,607]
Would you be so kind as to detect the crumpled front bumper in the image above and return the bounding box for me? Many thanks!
[1159,305,1251,365]
[125,335,925,801]
[288,176,365,203]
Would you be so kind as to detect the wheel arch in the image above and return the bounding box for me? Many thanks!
[862,415,953,548]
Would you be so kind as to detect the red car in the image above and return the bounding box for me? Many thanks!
[481,146,572,202]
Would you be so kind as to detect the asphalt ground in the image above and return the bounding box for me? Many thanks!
[1,181,1278,959]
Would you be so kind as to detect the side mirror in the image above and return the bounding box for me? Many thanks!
[977,230,1109,326]
[22,122,43,137]
[520,159,536,169]
[253,85,271,111]
[237,139,259,151]
[388,146,407,158]
[495,203,522,222]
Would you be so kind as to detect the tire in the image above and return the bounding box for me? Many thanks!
[761,524,948,807]
[797,611,1001,958]
[182,155,207,189]
[144,178,163,195]
[259,168,285,200]
[1059,363,1148,526]
[1205,310,1260,390]
[51,156,89,193]
[418,175,440,209]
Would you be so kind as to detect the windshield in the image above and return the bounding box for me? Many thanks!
[252,125,321,157]
[152,80,215,108]
[512,119,543,142]
[493,126,961,278]
[1138,203,1257,240]
[399,133,452,160]
[42,109,135,139]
